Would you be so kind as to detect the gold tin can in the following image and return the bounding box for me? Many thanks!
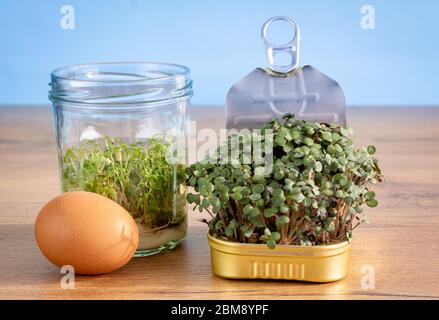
[208,234,350,282]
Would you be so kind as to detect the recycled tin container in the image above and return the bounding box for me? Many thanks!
[208,234,350,282]
[49,62,192,257]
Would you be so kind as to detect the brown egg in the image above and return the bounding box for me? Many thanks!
[35,191,139,275]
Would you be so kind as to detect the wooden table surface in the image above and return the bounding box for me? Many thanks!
[0,106,438,300]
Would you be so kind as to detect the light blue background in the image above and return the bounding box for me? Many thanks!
[0,0,438,106]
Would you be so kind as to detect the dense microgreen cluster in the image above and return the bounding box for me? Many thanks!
[186,114,383,248]
[62,136,186,230]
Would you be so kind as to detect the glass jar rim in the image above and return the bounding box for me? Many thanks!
[49,61,193,108]
[51,61,191,83]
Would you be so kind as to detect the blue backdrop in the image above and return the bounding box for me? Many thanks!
[0,0,438,106]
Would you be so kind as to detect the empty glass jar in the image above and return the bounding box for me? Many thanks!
[49,62,192,256]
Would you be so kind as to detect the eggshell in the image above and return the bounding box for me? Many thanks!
[35,191,139,275]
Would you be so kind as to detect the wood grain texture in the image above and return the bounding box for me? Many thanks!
[0,106,438,300]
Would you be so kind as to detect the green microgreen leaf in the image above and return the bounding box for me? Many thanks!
[367,199,378,207]
[367,145,377,155]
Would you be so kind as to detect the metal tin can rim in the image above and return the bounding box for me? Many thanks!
[208,233,350,258]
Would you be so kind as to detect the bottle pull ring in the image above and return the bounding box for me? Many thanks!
[261,16,300,74]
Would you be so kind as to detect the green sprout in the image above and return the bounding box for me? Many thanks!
[62,136,186,230]
[186,114,383,248]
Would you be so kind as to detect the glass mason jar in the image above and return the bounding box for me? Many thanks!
[49,62,192,257]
